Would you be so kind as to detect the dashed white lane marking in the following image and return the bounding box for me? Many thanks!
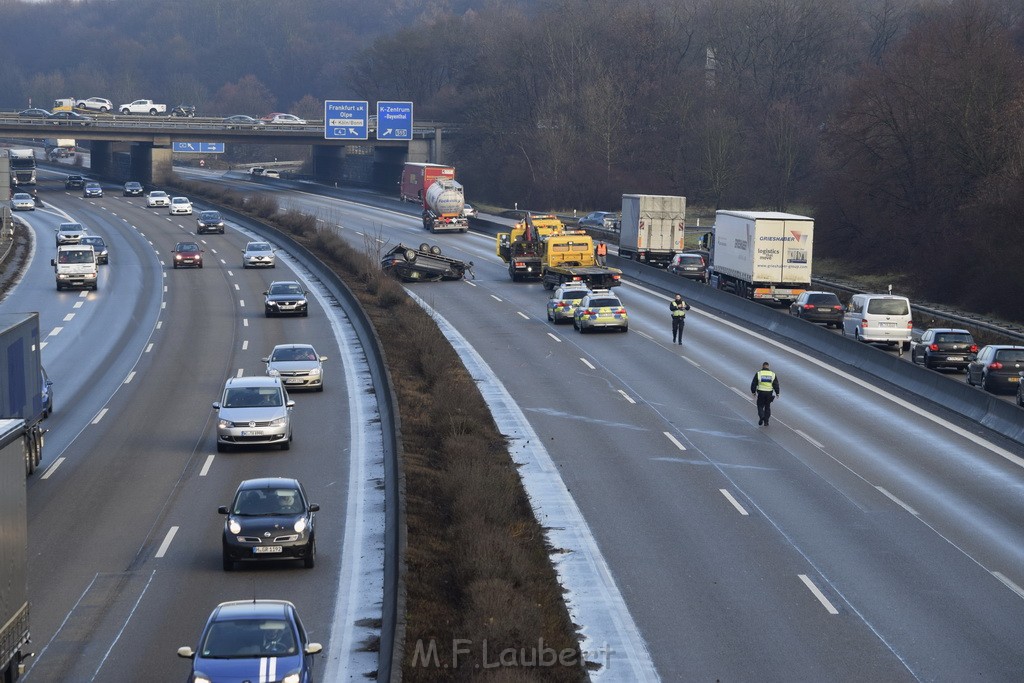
[156,321,162,329]
[78,291,88,298]
[547,332,561,343]
[62,313,74,322]
[463,280,478,287]
[124,372,136,384]
[243,319,249,327]
[796,430,824,449]
[41,457,66,480]
[73,302,83,309]
[663,431,687,451]
[92,408,108,424]
[579,358,595,370]
[199,454,215,477]
[239,299,245,307]
[155,527,179,558]
[161,301,166,309]
[145,343,154,353]
[875,487,919,516]
[163,285,167,293]
[242,341,248,350]
[236,368,244,378]
[720,489,749,515]
[490,294,502,302]
[799,574,839,614]
[210,248,217,254]
[618,390,636,404]
[517,311,529,320]
[993,572,1024,600]
[49,327,63,337]
[234,283,240,291]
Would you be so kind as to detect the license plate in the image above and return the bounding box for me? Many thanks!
[254,546,282,554]
[878,322,896,327]
[946,356,963,362]
[1010,376,1021,383]
[240,430,265,436]
[285,379,303,384]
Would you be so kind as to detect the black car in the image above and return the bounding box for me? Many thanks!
[48,110,92,124]
[790,291,845,328]
[18,108,51,118]
[79,236,109,265]
[667,252,709,283]
[64,174,85,190]
[196,210,225,234]
[82,182,103,198]
[218,478,318,570]
[122,181,144,196]
[170,103,196,117]
[966,345,1024,394]
[264,281,309,317]
[578,211,619,231]
[911,328,977,370]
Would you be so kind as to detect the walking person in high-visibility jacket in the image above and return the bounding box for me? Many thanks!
[670,294,690,344]
[750,361,780,426]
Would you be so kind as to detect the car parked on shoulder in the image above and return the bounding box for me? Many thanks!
[177,600,322,681]
[196,210,225,234]
[966,345,1024,394]
[55,222,87,246]
[264,281,308,317]
[263,344,327,392]
[910,328,977,371]
[122,181,144,196]
[169,196,193,215]
[171,241,203,268]
[219,478,319,570]
[243,241,276,268]
[65,174,86,190]
[146,190,170,207]
[573,289,628,333]
[578,211,619,231]
[79,236,109,265]
[82,181,103,198]
[10,193,35,211]
[667,252,709,284]
[212,375,294,452]
[790,291,844,328]
[546,283,590,323]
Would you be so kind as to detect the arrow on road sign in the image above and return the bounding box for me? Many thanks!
[383,129,393,137]
[348,128,358,135]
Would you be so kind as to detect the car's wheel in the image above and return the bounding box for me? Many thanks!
[270,263,276,268]
[419,243,430,252]
[1017,386,1024,407]
[966,370,975,386]
[303,538,316,569]
[982,373,995,393]
[302,310,308,317]
[56,283,62,291]
[430,245,442,255]
[199,262,203,269]
[265,309,273,318]
[216,442,227,453]
[924,356,934,369]
[222,548,234,572]
[120,108,130,115]
[281,436,291,451]
[547,310,553,322]
[403,249,417,262]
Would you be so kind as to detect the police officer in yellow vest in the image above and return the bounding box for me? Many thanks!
[750,361,780,426]
[670,294,690,344]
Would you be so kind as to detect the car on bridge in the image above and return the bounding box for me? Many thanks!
[18,108,51,118]
[47,110,92,124]
[76,97,113,112]
[263,112,307,125]
[170,103,196,117]
[218,478,319,570]
[223,114,264,129]
[146,190,170,207]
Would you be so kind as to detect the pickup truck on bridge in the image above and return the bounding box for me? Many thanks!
[119,99,167,115]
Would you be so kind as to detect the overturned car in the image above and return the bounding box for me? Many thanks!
[381,243,472,282]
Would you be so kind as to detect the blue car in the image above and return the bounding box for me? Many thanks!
[178,599,322,683]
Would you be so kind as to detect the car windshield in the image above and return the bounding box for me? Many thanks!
[81,238,104,247]
[173,198,188,204]
[994,349,1024,363]
[273,347,317,362]
[233,488,302,515]
[249,243,271,252]
[589,298,620,308]
[271,284,302,296]
[13,194,31,201]
[177,243,199,252]
[200,618,298,658]
[151,192,166,197]
[223,387,283,408]
[201,212,220,221]
[866,299,910,315]
[58,250,93,264]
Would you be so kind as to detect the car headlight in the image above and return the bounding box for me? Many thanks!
[283,673,301,683]
[293,517,307,533]
[194,675,212,683]
[228,519,241,534]
[267,368,281,377]
[267,301,278,307]
[268,417,288,427]
[218,419,231,429]
[307,368,321,376]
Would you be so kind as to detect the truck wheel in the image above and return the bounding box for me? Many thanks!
[149,109,158,115]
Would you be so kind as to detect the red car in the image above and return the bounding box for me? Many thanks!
[172,241,204,269]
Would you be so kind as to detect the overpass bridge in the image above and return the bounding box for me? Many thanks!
[0,113,451,185]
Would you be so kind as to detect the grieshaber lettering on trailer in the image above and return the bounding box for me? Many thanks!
[410,638,612,670]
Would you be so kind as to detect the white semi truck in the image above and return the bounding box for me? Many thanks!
[707,210,813,302]
[617,194,686,267]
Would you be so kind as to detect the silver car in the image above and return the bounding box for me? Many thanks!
[55,222,87,246]
[146,190,170,207]
[263,344,327,392]
[11,193,35,211]
[212,376,294,452]
[243,241,276,268]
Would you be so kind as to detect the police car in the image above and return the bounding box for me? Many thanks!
[573,289,629,333]
[546,283,591,323]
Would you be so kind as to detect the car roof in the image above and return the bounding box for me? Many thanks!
[212,599,296,621]
[59,222,84,229]
[149,190,167,194]
[981,344,1024,350]
[926,327,970,334]
[247,241,270,247]
[171,196,189,201]
[271,343,315,350]
[237,477,302,491]
[270,280,301,287]
[224,375,284,389]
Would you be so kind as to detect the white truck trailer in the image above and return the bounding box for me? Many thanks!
[617,194,686,267]
[708,210,813,302]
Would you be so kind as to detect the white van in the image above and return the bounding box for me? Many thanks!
[51,244,98,291]
[842,294,913,347]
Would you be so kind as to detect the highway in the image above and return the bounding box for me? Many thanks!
[234,176,1024,680]
[8,169,1024,681]
[5,175,382,681]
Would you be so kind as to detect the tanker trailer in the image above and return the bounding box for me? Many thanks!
[422,178,469,233]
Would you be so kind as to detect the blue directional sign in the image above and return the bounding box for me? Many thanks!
[173,142,225,154]
[325,100,368,140]
[376,101,413,140]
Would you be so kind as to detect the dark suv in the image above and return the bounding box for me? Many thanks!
[667,252,709,283]
[64,174,85,190]
[911,328,977,370]
[789,291,844,328]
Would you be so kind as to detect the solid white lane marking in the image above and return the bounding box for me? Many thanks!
[663,431,687,451]
[62,313,74,322]
[579,358,595,370]
[41,457,66,480]
[720,489,749,515]
[490,294,502,301]
[73,301,83,309]
[200,454,215,477]
[993,572,1024,600]
[517,311,529,320]
[155,527,178,558]
[236,368,244,378]
[731,386,753,401]
[242,340,249,350]
[124,372,136,384]
[618,390,636,404]
[547,332,562,343]
[92,408,108,424]
[90,569,157,680]
[799,574,839,614]
[796,430,824,449]
[875,487,919,516]
[49,327,62,336]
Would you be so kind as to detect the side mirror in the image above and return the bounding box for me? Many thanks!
[177,647,195,659]
[261,357,270,363]
[50,259,56,266]
[217,506,229,515]
[308,504,320,513]
[286,399,295,408]
[263,291,269,296]
[319,356,328,362]
[212,402,221,409]
[305,643,323,655]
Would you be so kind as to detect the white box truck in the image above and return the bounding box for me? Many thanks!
[708,210,813,302]
[617,194,686,267]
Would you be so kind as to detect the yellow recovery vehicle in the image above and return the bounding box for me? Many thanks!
[496,214,570,281]
[540,233,622,290]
